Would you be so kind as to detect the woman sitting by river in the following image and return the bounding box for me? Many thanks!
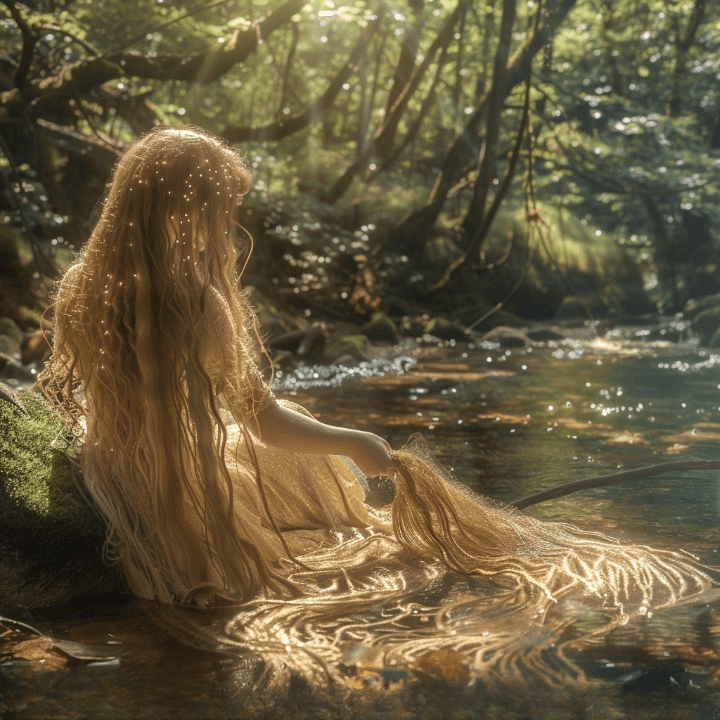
[36,127,715,663]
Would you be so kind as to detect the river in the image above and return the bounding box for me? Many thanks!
[2,325,720,719]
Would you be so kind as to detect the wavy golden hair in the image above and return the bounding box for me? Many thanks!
[39,126,292,606]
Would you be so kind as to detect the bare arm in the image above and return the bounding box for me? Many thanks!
[254,399,394,478]
[206,288,393,477]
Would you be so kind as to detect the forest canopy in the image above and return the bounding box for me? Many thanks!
[1,0,719,327]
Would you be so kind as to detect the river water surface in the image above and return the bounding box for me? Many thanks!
[2,326,720,719]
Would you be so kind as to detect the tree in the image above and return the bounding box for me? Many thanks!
[0,0,309,244]
[2,0,719,323]
[388,0,578,258]
[532,0,720,308]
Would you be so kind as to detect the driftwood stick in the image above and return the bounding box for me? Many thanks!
[511,460,720,510]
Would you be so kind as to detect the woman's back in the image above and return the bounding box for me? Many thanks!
[39,127,289,605]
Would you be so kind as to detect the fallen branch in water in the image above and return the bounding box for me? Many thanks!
[511,460,720,510]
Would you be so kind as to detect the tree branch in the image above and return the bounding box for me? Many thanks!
[2,0,37,92]
[222,16,379,143]
[105,0,306,86]
[38,24,101,57]
[389,0,578,253]
[108,0,234,55]
[511,460,720,509]
[678,0,706,54]
[433,40,532,289]
[322,0,467,204]
[1,0,306,113]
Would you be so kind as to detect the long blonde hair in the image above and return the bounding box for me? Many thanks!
[39,126,291,606]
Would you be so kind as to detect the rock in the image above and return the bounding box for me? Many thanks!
[360,312,401,343]
[0,387,124,607]
[0,316,23,342]
[683,292,720,319]
[21,328,52,365]
[0,351,36,383]
[481,326,530,348]
[422,317,471,343]
[0,317,23,358]
[0,334,21,358]
[525,326,566,342]
[398,316,426,338]
[455,306,525,332]
[268,325,326,362]
[324,334,370,364]
[0,381,22,408]
[692,305,720,345]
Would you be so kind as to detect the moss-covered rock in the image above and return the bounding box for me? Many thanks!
[481,326,530,347]
[324,334,371,364]
[0,385,123,607]
[683,292,720,319]
[692,305,720,345]
[422,317,471,343]
[0,316,23,343]
[360,312,401,343]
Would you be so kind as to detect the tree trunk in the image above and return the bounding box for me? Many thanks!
[375,0,424,160]
[322,1,466,204]
[459,0,516,244]
[389,0,579,255]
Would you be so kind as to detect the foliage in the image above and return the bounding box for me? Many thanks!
[533,0,720,308]
[1,0,719,317]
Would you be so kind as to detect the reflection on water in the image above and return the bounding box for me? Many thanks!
[3,331,720,719]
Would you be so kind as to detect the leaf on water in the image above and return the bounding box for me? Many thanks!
[414,648,471,685]
[4,636,68,671]
[665,444,690,455]
[51,638,120,662]
[606,432,646,445]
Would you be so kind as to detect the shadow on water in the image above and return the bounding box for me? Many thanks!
[3,331,720,719]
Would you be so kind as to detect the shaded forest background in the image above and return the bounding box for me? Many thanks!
[2,0,720,354]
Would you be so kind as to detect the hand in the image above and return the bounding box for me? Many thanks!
[351,431,394,477]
